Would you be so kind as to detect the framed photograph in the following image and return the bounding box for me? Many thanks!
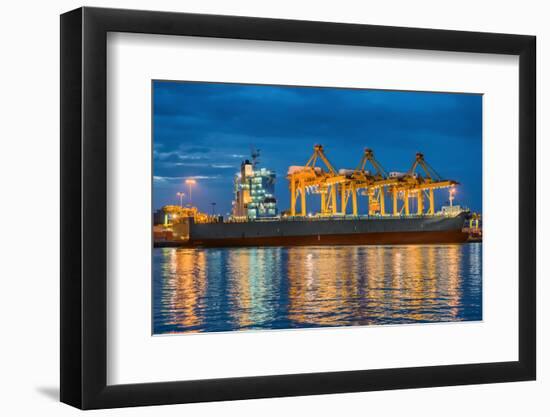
[60,7,536,409]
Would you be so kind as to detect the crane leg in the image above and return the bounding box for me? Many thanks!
[352,185,357,216]
[367,193,372,216]
[417,191,423,215]
[341,185,347,215]
[380,189,385,216]
[291,179,296,216]
[300,181,306,216]
[404,190,409,216]
[331,186,337,214]
[429,189,434,215]
[393,188,398,215]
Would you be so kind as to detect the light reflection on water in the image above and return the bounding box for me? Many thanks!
[153,244,482,334]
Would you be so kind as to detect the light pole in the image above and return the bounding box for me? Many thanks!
[185,179,196,205]
[449,187,456,207]
[176,192,185,207]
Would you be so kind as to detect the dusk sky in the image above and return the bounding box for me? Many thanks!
[153,81,482,215]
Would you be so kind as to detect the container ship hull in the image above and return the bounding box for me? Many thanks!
[188,212,469,247]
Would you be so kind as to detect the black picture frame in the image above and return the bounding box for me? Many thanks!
[60,6,536,410]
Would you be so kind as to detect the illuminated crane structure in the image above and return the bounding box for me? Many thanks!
[349,148,393,216]
[287,145,347,216]
[287,145,458,217]
[394,152,458,216]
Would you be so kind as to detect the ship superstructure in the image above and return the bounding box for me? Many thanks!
[232,150,278,220]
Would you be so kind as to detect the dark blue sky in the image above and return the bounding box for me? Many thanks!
[153,81,482,214]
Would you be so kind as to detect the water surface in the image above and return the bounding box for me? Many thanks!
[153,243,482,334]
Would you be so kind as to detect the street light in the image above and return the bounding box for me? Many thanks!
[185,179,196,205]
[176,192,185,207]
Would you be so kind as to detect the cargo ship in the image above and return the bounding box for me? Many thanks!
[188,212,469,247]
[155,146,475,247]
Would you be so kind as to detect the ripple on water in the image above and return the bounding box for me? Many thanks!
[153,243,482,334]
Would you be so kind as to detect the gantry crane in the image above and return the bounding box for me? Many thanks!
[340,148,399,216]
[391,152,458,216]
[287,145,347,216]
[287,147,457,218]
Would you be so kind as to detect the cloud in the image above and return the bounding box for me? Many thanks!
[188,175,221,180]
[153,82,481,149]
[154,150,206,161]
[157,161,211,168]
[153,175,220,185]
[153,176,169,183]
[185,146,211,154]
[211,164,234,169]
